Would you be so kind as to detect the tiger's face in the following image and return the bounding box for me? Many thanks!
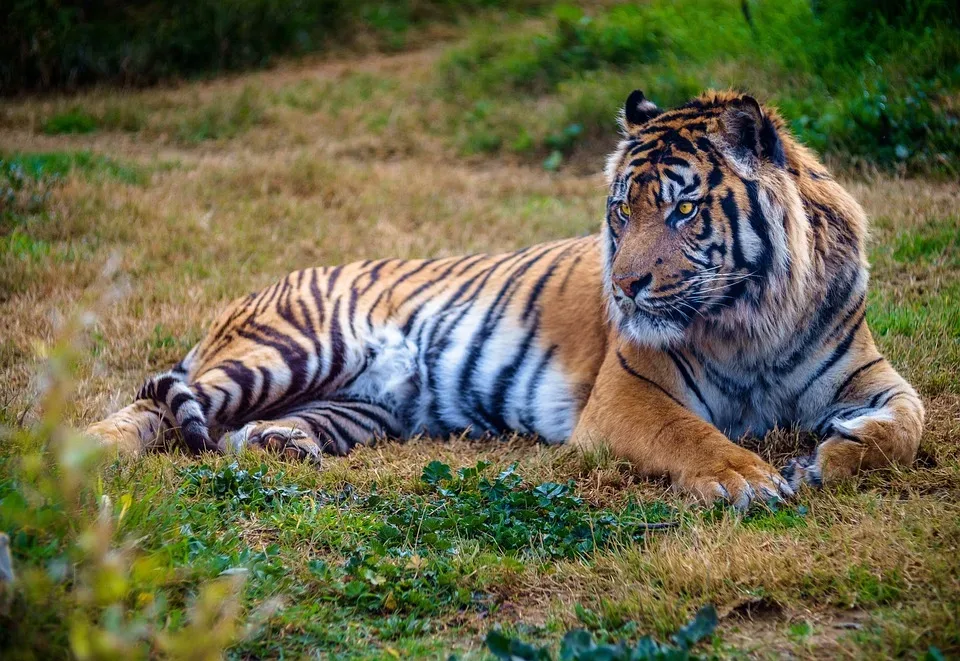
[603,90,790,347]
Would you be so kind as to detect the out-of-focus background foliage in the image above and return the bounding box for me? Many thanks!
[3,0,958,172]
[1,1,958,659]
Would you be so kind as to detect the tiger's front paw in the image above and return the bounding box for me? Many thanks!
[677,444,795,511]
[782,436,866,490]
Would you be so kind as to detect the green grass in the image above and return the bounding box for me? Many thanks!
[0,230,52,261]
[0,446,691,658]
[439,0,960,172]
[486,605,718,660]
[176,86,269,143]
[0,151,147,295]
[1,0,549,94]
[1,151,146,188]
[892,218,960,267]
[42,108,99,135]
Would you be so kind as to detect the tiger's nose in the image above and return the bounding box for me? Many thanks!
[614,272,653,300]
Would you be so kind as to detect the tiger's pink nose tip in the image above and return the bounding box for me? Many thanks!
[613,272,653,300]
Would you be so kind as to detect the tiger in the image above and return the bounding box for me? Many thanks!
[86,90,925,509]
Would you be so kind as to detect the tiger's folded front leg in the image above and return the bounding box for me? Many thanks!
[572,342,794,510]
[218,399,404,463]
[788,356,924,487]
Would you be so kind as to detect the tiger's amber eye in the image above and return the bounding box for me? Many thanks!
[677,201,695,215]
[619,202,630,217]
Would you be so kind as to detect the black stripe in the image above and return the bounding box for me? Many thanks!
[331,401,399,436]
[328,406,388,437]
[663,168,686,186]
[311,298,346,394]
[720,190,748,270]
[219,359,257,417]
[521,243,576,322]
[321,412,361,453]
[616,349,684,408]
[743,180,773,277]
[325,265,343,296]
[487,321,539,432]
[251,366,274,410]
[154,374,175,402]
[170,391,192,414]
[834,357,884,401]
[667,350,714,422]
[456,246,557,430]
[799,312,866,396]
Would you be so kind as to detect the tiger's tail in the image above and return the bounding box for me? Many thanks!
[136,365,216,454]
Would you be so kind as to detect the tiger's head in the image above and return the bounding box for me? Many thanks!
[602,89,864,350]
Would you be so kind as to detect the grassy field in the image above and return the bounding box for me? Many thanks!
[1,16,959,660]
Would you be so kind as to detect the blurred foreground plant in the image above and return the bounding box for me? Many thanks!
[0,265,248,659]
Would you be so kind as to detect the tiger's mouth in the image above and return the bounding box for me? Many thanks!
[609,284,695,347]
[612,285,695,326]
[615,302,689,347]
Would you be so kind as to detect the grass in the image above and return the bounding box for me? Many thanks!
[438,0,960,173]
[1,0,551,94]
[0,14,958,660]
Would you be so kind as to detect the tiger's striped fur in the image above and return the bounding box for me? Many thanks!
[86,90,924,508]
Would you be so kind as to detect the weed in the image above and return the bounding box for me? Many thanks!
[177,86,267,143]
[1,151,145,191]
[181,462,306,509]
[42,108,98,135]
[0,154,62,229]
[486,604,718,660]
[787,620,814,645]
[0,230,51,261]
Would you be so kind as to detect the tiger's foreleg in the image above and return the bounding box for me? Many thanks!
[572,342,794,510]
[219,399,404,463]
[788,357,924,487]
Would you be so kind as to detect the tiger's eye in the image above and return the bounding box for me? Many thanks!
[677,201,695,215]
[619,202,630,217]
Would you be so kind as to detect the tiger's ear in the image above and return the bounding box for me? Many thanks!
[719,95,786,169]
[621,90,660,132]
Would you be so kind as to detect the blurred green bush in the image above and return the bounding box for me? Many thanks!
[441,0,960,173]
[0,287,250,658]
[0,0,546,94]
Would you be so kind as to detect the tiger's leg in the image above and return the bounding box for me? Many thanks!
[219,399,404,463]
[84,399,173,456]
[573,342,794,510]
[787,357,924,487]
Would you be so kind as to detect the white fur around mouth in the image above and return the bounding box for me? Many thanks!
[619,310,686,348]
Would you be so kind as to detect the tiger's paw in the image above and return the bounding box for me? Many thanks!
[781,455,821,490]
[678,445,795,511]
[221,423,322,464]
[782,436,865,490]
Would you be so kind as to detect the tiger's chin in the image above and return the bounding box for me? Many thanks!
[617,309,687,349]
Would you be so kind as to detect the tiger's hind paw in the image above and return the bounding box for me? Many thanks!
[221,423,322,464]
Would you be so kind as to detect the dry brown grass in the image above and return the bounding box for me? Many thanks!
[1,44,958,659]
